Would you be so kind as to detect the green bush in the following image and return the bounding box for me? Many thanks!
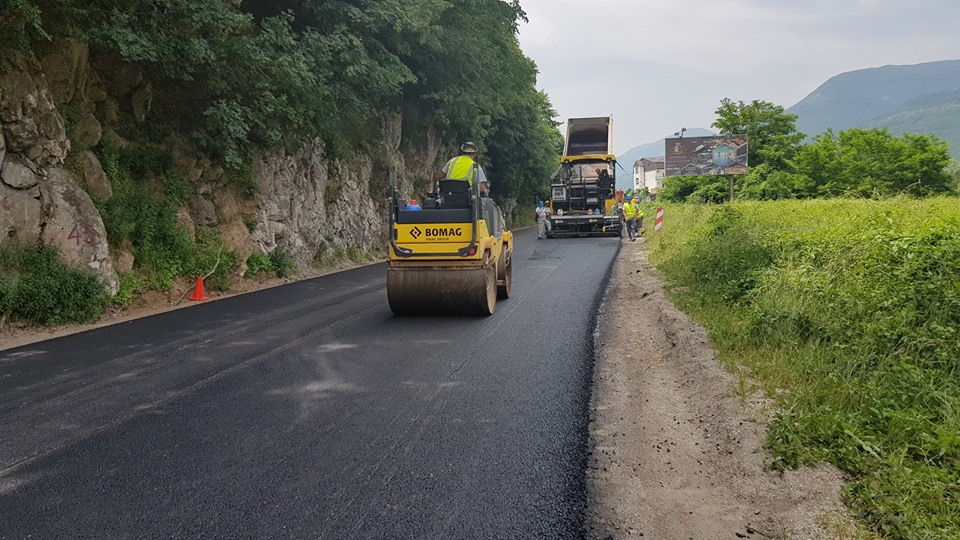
[246,249,295,278]
[98,181,194,290]
[111,272,145,307]
[1,0,48,48]
[687,206,775,303]
[185,227,237,292]
[645,198,960,538]
[118,145,172,179]
[268,249,294,278]
[0,267,16,318]
[245,252,272,277]
[95,141,232,292]
[162,171,193,205]
[0,243,105,325]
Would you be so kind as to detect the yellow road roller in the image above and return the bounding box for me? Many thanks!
[387,176,513,316]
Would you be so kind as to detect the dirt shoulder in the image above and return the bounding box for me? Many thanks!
[587,237,850,540]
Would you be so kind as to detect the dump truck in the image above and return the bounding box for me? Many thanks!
[546,116,623,237]
[387,167,513,316]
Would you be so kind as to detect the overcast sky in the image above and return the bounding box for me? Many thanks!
[516,0,960,155]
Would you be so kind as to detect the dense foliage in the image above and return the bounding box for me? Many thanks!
[793,128,954,197]
[6,0,560,310]
[712,98,806,171]
[2,0,48,47]
[95,142,237,293]
[245,250,294,278]
[644,200,960,539]
[660,98,957,203]
[22,0,559,200]
[0,242,105,325]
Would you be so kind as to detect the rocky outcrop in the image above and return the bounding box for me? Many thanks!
[0,52,70,165]
[161,146,260,273]
[1,48,119,294]
[0,159,42,245]
[252,138,384,264]
[69,111,102,151]
[40,168,119,295]
[71,150,111,201]
[37,38,89,106]
[0,159,118,295]
[1,39,445,300]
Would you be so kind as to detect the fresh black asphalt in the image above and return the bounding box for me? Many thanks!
[0,228,620,539]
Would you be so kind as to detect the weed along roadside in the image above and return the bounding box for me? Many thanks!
[638,198,960,539]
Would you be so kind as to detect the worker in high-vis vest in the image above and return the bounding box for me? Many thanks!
[623,195,643,241]
[441,141,490,195]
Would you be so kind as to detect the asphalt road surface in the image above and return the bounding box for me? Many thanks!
[0,228,620,539]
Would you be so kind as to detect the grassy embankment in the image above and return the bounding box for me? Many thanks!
[641,198,960,539]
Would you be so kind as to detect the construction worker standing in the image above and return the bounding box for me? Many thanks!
[535,200,552,239]
[623,195,643,241]
[441,142,490,196]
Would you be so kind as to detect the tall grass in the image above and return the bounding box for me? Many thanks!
[642,198,960,539]
[0,243,105,325]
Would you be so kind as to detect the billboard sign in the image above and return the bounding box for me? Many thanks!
[664,135,749,177]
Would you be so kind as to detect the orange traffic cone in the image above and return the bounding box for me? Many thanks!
[188,275,209,301]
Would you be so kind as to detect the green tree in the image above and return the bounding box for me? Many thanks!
[735,163,815,200]
[1,0,49,47]
[666,98,807,203]
[712,98,805,170]
[25,0,559,198]
[402,0,527,140]
[485,89,562,205]
[793,128,954,197]
[659,175,727,203]
[397,0,560,202]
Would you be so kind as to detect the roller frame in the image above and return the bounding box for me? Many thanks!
[386,169,511,316]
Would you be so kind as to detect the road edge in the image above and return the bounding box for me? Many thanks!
[585,237,852,539]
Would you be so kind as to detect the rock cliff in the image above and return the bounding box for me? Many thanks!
[1,40,438,295]
[1,47,118,295]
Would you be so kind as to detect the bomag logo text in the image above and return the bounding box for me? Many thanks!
[424,227,463,237]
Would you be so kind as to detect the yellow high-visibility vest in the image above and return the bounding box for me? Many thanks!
[444,156,477,185]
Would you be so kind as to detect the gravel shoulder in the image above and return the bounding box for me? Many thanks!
[587,236,850,540]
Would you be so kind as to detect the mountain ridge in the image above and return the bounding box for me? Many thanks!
[788,59,960,158]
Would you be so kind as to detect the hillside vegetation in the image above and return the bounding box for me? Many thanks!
[2,0,562,326]
[788,60,960,159]
[648,77,960,539]
[7,0,561,194]
[643,199,960,539]
[869,90,960,161]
